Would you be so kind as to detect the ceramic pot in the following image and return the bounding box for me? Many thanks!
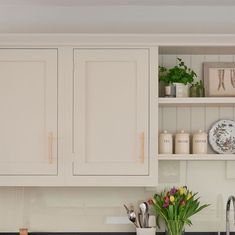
[165,84,176,97]
[190,86,204,97]
[173,83,189,97]
[136,228,156,235]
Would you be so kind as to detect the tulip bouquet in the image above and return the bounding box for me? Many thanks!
[149,186,209,235]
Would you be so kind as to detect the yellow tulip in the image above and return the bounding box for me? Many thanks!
[170,195,175,202]
[187,193,192,200]
[179,187,187,195]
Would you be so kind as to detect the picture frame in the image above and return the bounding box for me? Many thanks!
[203,62,235,97]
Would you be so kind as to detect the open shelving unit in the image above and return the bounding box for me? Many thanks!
[158,45,235,161]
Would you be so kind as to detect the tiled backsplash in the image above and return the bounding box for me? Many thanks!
[1,160,235,232]
[0,187,150,232]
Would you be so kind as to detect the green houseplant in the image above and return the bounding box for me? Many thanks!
[159,58,197,97]
[149,186,209,235]
[190,80,205,97]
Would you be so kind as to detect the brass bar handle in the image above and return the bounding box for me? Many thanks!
[48,132,53,164]
[140,132,145,163]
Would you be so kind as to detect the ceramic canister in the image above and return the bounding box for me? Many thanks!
[159,130,173,154]
[136,228,156,235]
[175,130,190,154]
[192,130,208,154]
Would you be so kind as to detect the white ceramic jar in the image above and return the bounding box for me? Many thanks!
[175,130,190,154]
[159,130,173,154]
[192,130,208,154]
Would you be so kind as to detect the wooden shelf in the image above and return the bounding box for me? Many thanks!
[158,154,235,161]
[158,97,235,106]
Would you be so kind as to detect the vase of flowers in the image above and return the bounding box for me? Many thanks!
[149,186,209,235]
[165,220,184,235]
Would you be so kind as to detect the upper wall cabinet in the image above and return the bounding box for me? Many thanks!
[0,49,58,175]
[73,48,149,176]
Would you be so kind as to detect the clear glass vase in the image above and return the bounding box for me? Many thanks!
[165,220,185,235]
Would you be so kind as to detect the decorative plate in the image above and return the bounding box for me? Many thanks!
[209,119,235,154]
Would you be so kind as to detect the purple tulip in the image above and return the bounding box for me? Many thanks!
[170,187,177,195]
[163,202,169,208]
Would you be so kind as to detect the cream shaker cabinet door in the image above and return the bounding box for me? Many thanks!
[73,48,149,175]
[0,49,57,175]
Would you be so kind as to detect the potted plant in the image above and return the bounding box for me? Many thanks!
[149,186,209,235]
[190,80,205,97]
[159,65,174,97]
[159,58,197,97]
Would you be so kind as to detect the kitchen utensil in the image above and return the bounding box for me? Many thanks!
[138,212,142,228]
[123,204,139,228]
[209,119,235,154]
[139,202,149,228]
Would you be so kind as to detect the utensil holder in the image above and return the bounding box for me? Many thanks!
[136,227,156,235]
[19,228,28,235]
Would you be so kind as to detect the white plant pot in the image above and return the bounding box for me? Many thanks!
[173,83,189,97]
[165,85,172,96]
[164,84,176,97]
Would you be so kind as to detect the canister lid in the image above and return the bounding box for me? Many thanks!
[160,130,172,137]
[193,129,208,137]
[176,130,189,137]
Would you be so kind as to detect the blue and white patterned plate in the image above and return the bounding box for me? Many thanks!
[209,119,235,154]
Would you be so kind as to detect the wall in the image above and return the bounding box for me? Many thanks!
[1,4,235,34]
[0,187,151,232]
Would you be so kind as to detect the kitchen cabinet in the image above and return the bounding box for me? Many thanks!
[1,34,234,186]
[72,48,150,176]
[0,49,57,175]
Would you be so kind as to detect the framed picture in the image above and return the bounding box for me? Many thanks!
[203,62,235,97]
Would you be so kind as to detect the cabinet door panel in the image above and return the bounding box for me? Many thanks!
[73,49,149,175]
[0,49,57,175]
